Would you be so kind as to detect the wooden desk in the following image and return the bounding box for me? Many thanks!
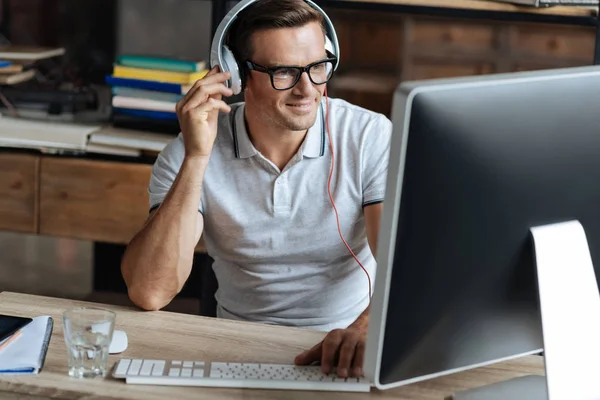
[0,291,546,400]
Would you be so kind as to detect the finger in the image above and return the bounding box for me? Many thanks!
[177,71,232,110]
[294,341,322,366]
[191,97,231,115]
[181,98,231,124]
[196,70,232,87]
[180,84,233,114]
[351,341,366,377]
[179,80,231,111]
[336,336,359,379]
[207,65,219,75]
[321,330,343,375]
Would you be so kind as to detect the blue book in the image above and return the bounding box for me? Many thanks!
[113,107,178,121]
[105,75,191,95]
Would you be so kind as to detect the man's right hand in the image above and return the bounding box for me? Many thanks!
[175,66,233,159]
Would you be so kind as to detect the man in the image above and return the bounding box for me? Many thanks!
[121,0,392,379]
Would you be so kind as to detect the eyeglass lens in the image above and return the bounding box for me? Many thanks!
[272,61,334,89]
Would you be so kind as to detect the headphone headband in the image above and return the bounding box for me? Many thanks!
[209,0,340,95]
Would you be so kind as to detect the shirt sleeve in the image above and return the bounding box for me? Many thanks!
[362,114,393,206]
[148,133,191,213]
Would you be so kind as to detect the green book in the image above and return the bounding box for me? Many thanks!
[116,55,206,73]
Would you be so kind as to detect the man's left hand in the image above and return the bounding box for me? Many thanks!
[294,325,366,378]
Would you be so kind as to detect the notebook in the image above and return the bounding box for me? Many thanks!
[0,316,53,374]
[0,45,65,61]
[0,116,101,151]
[88,127,173,152]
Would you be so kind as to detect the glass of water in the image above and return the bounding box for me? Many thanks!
[63,307,116,378]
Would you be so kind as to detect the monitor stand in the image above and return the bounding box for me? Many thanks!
[448,220,600,400]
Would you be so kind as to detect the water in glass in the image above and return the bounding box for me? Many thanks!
[63,307,115,378]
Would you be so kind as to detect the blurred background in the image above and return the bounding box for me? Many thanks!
[0,0,597,315]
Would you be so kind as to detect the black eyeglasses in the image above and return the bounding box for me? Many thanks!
[245,51,337,91]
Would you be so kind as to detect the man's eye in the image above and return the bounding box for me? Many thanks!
[274,68,297,78]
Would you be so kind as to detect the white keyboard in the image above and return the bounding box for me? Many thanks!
[112,358,371,392]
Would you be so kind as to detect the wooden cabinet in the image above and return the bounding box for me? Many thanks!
[0,153,38,233]
[325,9,597,117]
[39,157,152,244]
[0,155,210,252]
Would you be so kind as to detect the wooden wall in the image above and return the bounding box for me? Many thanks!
[325,8,597,116]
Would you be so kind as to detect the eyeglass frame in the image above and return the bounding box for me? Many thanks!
[244,50,338,91]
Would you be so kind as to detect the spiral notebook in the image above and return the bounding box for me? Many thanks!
[0,316,53,374]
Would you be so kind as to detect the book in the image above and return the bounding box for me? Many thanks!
[0,46,65,61]
[0,316,53,374]
[86,143,142,157]
[0,64,24,74]
[0,117,101,151]
[105,75,192,95]
[112,95,176,113]
[116,55,206,73]
[0,69,35,85]
[88,128,173,152]
[113,65,207,85]
[113,107,178,121]
[111,112,181,135]
[111,86,184,102]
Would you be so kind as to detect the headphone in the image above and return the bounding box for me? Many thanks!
[210,0,340,95]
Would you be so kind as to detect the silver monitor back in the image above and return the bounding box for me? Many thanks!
[364,65,600,390]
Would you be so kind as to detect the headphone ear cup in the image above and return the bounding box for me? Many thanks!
[222,45,242,95]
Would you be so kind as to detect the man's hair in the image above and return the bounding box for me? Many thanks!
[227,0,325,64]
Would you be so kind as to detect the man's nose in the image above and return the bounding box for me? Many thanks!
[292,72,313,96]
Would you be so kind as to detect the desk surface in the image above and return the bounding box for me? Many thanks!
[336,0,598,17]
[0,291,545,399]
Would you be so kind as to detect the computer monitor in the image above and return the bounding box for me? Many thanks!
[364,65,600,399]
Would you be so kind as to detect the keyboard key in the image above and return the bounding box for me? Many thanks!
[181,368,192,377]
[194,361,205,367]
[140,361,153,376]
[128,359,142,375]
[193,368,204,377]
[115,359,130,376]
[151,362,165,376]
[183,361,194,368]
[172,361,181,366]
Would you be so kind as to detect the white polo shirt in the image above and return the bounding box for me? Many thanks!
[148,97,392,331]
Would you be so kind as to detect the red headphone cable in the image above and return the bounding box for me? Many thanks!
[323,87,372,301]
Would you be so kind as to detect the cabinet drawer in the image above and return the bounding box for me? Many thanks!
[39,157,207,252]
[509,25,595,60]
[39,157,152,245]
[0,153,38,233]
[410,20,496,51]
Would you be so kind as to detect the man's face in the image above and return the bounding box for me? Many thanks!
[244,21,328,133]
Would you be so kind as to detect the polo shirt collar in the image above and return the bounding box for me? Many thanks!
[232,104,258,159]
[301,101,326,159]
[232,101,326,159]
